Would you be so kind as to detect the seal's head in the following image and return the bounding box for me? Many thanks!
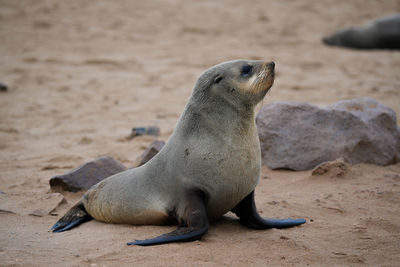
[322,28,358,47]
[193,60,275,110]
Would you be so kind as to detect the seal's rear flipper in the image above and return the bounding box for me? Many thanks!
[128,189,209,246]
[51,202,93,233]
[232,191,306,229]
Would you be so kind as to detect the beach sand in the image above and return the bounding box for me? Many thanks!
[1,0,400,265]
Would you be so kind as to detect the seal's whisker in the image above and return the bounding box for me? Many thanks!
[252,68,270,94]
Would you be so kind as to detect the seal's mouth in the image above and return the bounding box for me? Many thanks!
[250,61,275,95]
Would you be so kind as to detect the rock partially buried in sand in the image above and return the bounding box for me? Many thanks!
[49,156,127,192]
[311,158,349,177]
[29,193,65,217]
[256,97,400,171]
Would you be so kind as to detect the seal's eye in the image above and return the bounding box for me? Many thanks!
[241,65,252,77]
[214,74,223,84]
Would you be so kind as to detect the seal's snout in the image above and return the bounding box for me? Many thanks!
[264,61,275,74]
[322,37,331,45]
[265,61,275,78]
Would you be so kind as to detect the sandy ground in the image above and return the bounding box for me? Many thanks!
[1,0,400,266]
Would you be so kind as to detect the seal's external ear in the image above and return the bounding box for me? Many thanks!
[214,74,223,84]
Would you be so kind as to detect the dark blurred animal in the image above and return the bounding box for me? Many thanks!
[323,14,400,50]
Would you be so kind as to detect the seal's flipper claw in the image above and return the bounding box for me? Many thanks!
[232,191,306,229]
[51,202,92,233]
[51,222,63,232]
[127,189,209,246]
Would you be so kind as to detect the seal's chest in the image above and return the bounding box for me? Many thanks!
[205,145,261,220]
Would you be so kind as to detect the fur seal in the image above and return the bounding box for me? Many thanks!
[51,60,306,246]
[323,14,400,50]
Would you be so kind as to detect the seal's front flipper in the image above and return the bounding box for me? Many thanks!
[127,224,209,246]
[51,202,93,233]
[128,189,209,246]
[232,191,306,229]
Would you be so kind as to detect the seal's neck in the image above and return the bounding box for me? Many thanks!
[174,93,256,140]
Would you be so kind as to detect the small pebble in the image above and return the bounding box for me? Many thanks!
[131,126,160,138]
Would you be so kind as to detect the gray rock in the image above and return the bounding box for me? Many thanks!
[133,140,165,167]
[49,156,127,192]
[256,97,400,170]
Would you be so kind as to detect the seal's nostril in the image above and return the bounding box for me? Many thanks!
[270,61,275,68]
